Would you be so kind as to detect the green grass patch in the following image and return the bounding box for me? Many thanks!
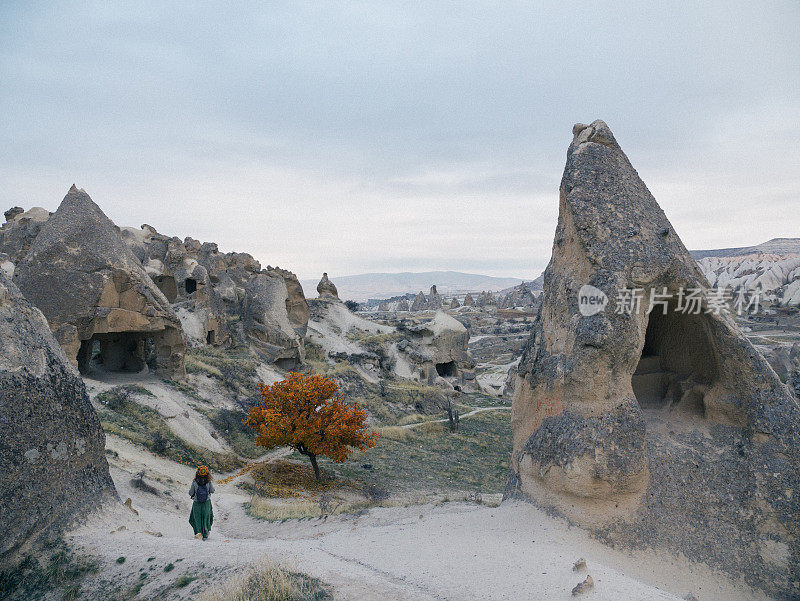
[328,408,511,494]
[200,407,262,459]
[0,540,99,601]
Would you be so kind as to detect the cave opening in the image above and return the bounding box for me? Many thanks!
[185,278,197,294]
[435,361,458,378]
[274,357,300,371]
[77,332,149,375]
[632,303,719,417]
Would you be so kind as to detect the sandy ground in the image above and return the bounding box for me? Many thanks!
[68,433,770,601]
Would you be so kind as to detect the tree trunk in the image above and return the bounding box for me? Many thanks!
[297,444,322,481]
[308,453,321,481]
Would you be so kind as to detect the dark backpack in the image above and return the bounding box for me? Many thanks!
[195,483,209,503]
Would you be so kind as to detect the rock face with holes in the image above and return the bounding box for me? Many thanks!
[0,270,115,569]
[5,188,310,371]
[120,226,234,348]
[121,223,309,360]
[508,121,800,599]
[396,310,475,388]
[13,187,186,378]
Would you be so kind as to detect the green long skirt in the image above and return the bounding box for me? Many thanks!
[189,500,213,539]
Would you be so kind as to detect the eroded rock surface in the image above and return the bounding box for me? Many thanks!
[0,271,115,568]
[317,272,339,300]
[13,187,186,378]
[244,272,305,369]
[508,120,800,599]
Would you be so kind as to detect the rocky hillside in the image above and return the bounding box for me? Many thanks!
[692,238,800,306]
[1,188,310,377]
[691,237,800,260]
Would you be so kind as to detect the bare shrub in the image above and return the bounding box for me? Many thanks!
[362,483,390,504]
[197,559,330,601]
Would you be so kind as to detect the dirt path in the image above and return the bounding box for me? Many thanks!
[399,405,509,429]
[68,372,768,601]
[68,434,767,601]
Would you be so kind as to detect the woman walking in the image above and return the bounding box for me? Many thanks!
[189,465,214,540]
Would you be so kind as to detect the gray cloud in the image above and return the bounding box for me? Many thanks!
[1,1,798,280]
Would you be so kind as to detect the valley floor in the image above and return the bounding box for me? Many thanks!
[67,434,769,601]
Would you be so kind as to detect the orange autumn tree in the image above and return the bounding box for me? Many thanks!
[244,372,378,480]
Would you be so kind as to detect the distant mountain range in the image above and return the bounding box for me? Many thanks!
[690,238,800,260]
[297,239,800,303]
[300,271,524,302]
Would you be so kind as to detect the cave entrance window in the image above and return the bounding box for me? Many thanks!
[274,357,299,371]
[435,361,458,377]
[206,330,216,345]
[632,303,718,416]
[78,333,147,374]
[185,278,197,294]
[154,275,178,302]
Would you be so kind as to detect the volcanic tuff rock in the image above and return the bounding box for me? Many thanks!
[698,252,800,306]
[5,188,310,372]
[476,291,497,307]
[499,282,538,309]
[508,120,800,599]
[13,187,186,378]
[427,285,443,309]
[396,310,475,386]
[0,270,115,569]
[0,206,52,263]
[410,291,427,311]
[463,293,475,307]
[396,299,410,311]
[121,223,309,358]
[317,272,339,299]
[244,272,305,369]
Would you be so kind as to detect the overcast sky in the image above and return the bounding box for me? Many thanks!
[1,1,798,281]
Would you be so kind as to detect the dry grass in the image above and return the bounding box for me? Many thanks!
[246,498,325,521]
[397,413,428,425]
[185,355,223,378]
[244,460,359,499]
[377,425,412,441]
[241,459,402,521]
[197,560,330,601]
[417,420,445,435]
